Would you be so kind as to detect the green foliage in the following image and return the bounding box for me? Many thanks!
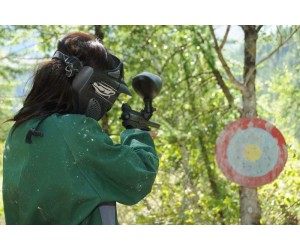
[0,26,33,140]
[257,62,300,225]
[104,26,242,224]
[0,142,4,224]
[0,25,299,225]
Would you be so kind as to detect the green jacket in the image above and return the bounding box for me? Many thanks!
[2,114,159,225]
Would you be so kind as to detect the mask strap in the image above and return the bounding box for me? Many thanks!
[52,51,83,78]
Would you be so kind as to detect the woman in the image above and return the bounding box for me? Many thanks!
[2,32,159,225]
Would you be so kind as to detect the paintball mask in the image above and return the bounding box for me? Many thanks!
[52,51,131,121]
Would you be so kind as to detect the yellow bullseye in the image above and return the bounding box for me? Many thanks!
[243,144,262,162]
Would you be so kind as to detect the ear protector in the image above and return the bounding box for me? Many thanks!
[52,51,131,121]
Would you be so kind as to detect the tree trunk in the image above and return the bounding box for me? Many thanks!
[95,25,104,41]
[181,51,225,223]
[239,25,261,225]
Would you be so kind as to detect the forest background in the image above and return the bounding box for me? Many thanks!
[0,25,299,226]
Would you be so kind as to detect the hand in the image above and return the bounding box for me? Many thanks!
[148,131,158,139]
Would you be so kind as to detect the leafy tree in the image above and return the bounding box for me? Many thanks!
[208,25,300,224]
[103,26,241,224]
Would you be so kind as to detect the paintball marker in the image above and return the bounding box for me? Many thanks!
[120,72,162,131]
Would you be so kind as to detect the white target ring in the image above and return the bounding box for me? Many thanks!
[215,118,288,187]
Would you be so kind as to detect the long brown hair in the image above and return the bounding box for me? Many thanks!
[10,32,114,129]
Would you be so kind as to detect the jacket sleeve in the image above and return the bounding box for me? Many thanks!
[57,115,159,205]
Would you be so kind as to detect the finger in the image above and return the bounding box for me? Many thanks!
[148,131,158,138]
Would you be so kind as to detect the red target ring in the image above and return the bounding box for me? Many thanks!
[215,117,288,187]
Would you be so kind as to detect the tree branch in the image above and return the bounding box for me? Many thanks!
[161,43,190,73]
[212,69,234,107]
[209,25,245,92]
[244,26,300,86]
[276,26,283,42]
[0,43,37,61]
[176,73,214,86]
[220,25,231,50]
[0,95,26,99]
[256,25,263,32]
[257,26,299,66]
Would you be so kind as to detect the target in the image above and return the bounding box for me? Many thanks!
[215,117,288,187]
